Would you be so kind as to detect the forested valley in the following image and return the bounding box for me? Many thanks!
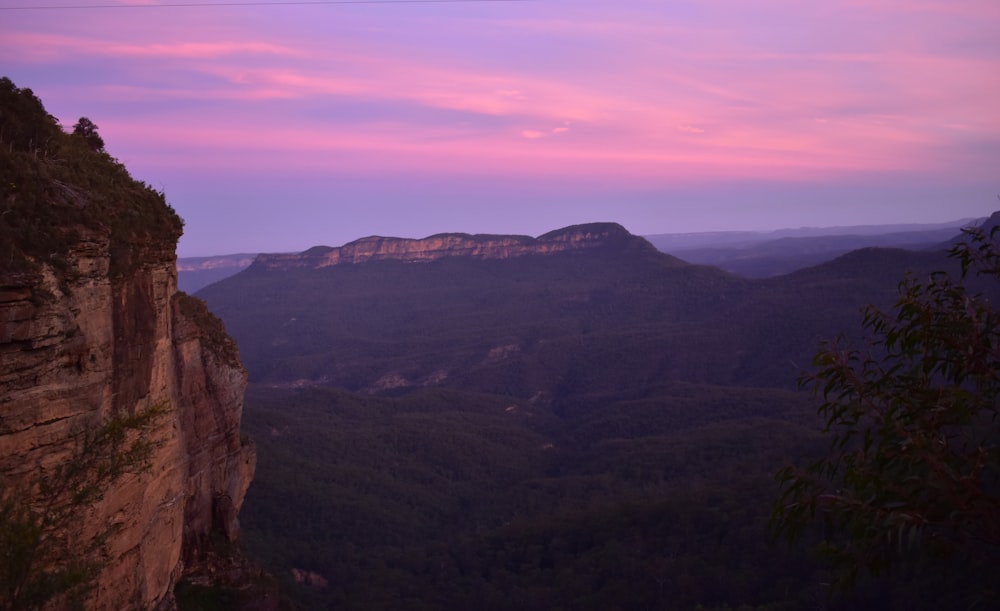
[195,223,996,610]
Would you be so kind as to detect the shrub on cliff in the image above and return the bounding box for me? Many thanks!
[71,117,104,153]
[0,405,167,610]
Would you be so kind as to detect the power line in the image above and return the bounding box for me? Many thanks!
[0,0,534,10]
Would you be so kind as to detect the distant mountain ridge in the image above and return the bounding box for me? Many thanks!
[250,222,650,271]
[646,217,982,251]
[647,217,980,277]
[177,253,258,272]
[177,217,982,291]
[196,215,996,393]
[177,253,258,293]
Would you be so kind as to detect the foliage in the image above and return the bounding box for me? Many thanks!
[173,531,281,611]
[0,404,168,610]
[0,76,183,276]
[772,227,1000,606]
[239,382,830,610]
[199,209,969,609]
[174,292,243,368]
[71,117,104,152]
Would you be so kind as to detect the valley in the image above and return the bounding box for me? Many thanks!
[196,221,976,609]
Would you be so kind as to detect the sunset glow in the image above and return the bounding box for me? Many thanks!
[2,0,997,255]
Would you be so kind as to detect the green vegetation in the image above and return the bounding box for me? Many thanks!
[240,383,823,610]
[71,117,104,153]
[773,227,1000,608]
[174,292,244,368]
[200,243,941,394]
[0,77,195,607]
[0,76,183,277]
[0,404,168,610]
[195,219,975,609]
[174,530,281,611]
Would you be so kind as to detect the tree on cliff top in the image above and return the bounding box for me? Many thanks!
[71,117,104,153]
[772,226,1000,607]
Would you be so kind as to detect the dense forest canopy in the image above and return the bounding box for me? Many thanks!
[197,211,990,609]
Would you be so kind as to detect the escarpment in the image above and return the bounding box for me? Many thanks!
[0,77,254,609]
[252,222,655,270]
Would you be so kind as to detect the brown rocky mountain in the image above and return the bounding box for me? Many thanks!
[251,222,651,270]
[0,78,255,609]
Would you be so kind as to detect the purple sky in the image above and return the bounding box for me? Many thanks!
[3,0,999,256]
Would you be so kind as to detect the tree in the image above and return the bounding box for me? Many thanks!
[772,226,1000,607]
[71,117,104,152]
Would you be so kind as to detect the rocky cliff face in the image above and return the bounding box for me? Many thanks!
[0,78,254,610]
[253,222,652,270]
[0,230,255,609]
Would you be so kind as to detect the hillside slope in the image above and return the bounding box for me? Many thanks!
[199,224,954,395]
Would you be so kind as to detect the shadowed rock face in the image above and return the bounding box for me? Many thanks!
[0,232,254,609]
[0,77,255,609]
[251,222,651,270]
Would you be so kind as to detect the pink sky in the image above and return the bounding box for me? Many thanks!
[3,0,998,256]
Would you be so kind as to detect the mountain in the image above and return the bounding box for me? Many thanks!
[196,219,971,609]
[648,219,979,277]
[198,223,951,393]
[178,253,257,293]
[646,218,980,251]
[175,224,644,292]
[177,219,977,294]
[251,222,653,270]
[0,78,259,609]
[199,224,754,392]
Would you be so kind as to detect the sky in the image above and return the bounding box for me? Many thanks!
[2,0,999,256]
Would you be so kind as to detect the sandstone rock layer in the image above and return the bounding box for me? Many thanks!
[253,222,650,270]
[0,230,255,609]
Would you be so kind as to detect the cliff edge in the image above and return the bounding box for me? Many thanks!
[0,78,255,609]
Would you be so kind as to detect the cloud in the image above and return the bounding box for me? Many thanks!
[106,41,302,59]
[515,127,569,140]
[0,32,301,62]
[4,0,997,190]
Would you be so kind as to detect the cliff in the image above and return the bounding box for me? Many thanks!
[0,78,255,609]
[251,222,654,270]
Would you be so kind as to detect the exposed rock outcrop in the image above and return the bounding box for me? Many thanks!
[0,78,254,610]
[252,222,653,270]
[0,232,255,610]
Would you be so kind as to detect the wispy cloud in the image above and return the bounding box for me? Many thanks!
[0,32,302,61]
[3,0,996,252]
